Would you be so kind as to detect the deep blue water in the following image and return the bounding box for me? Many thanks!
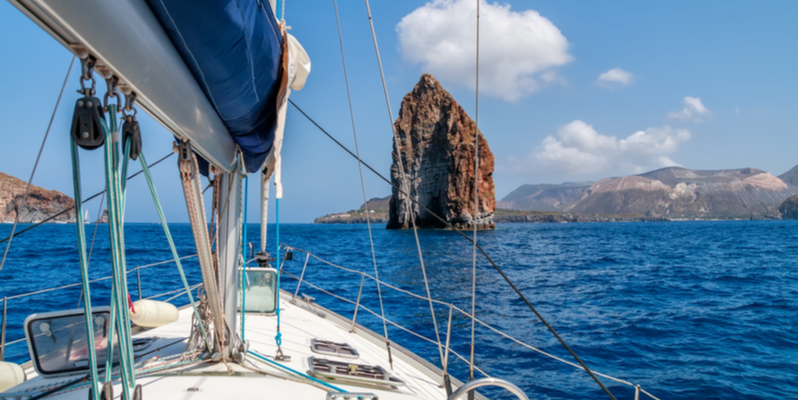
[0,221,796,399]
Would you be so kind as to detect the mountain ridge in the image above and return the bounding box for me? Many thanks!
[501,165,798,218]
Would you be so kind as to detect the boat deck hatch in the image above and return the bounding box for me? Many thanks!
[239,267,278,314]
[310,338,359,359]
[24,308,155,376]
[308,357,405,387]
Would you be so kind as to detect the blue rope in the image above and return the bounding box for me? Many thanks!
[275,197,281,347]
[248,350,345,392]
[68,139,100,400]
[100,108,136,397]
[241,175,249,340]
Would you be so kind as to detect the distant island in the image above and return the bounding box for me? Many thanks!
[315,196,390,224]
[500,166,797,220]
[315,165,799,224]
[0,172,75,223]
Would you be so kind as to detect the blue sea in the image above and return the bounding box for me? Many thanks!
[0,221,796,399]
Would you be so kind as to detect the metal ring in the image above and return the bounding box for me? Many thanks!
[103,90,120,112]
[121,106,137,119]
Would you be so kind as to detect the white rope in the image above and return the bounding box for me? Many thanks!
[333,0,393,369]
[470,0,481,383]
[260,171,270,253]
[0,56,75,272]
[363,0,444,366]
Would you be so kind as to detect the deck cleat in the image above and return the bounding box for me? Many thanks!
[274,347,291,362]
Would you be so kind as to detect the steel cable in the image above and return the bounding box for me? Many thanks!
[333,0,393,370]
[363,0,445,366]
[289,99,618,399]
[0,56,75,272]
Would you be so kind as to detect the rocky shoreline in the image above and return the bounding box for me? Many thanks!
[0,172,75,223]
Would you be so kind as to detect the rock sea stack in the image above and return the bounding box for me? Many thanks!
[387,74,495,230]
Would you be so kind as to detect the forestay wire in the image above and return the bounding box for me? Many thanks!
[288,98,618,400]
[0,56,75,273]
[333,0,394,370]
[363,0,445,365]
[469,0,480,386]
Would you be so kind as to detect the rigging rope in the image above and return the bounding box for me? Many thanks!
[101,105,137,397]
[363,0,444,366]
[333,0,393,370]
[470,0,480,387]
[68,132,101,400]
[0,56,75,273]
[288,99,618,400]
[178,143,228,357]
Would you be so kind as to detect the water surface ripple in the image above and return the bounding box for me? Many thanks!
[0,221,796,399]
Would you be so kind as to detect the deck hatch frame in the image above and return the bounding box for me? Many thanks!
[310,338,360,359]
[308,357,406,388]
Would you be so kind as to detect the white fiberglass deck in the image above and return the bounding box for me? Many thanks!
[7,292,452,400]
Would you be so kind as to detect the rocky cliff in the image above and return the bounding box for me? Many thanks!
[777,195,798,219]
[387,74,495,230]
[778,165,798,188]
[0,172,75,223]
[315,196,390,224]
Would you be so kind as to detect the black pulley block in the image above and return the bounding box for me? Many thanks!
[70,96,105,150]
[121,118,142,160]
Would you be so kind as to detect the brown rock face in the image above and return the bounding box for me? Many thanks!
[0,172,75,223]
[388,74,495,230]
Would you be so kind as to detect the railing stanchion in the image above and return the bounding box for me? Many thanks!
[442,304,454,395]
[635,385,640,400]
[293,253,310,303]
[0,297,7,361]
[137,268,142,300]
[350,273,366,333]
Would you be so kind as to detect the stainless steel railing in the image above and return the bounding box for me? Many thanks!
[0,254,198,360]
[281,244,662,400]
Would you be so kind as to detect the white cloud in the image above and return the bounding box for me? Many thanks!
[596,68,634,87]
[396,0,572,102]
[667,96,712,121]
[514,120,690,175]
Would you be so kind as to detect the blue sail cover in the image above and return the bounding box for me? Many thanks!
[146,0,284,173]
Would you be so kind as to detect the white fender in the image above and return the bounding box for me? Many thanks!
[0,361,25,392]
[129,299,179,328]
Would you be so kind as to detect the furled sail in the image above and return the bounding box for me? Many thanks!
[145,0,303,173]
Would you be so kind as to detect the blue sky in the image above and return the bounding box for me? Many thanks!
[0,0,797,223]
